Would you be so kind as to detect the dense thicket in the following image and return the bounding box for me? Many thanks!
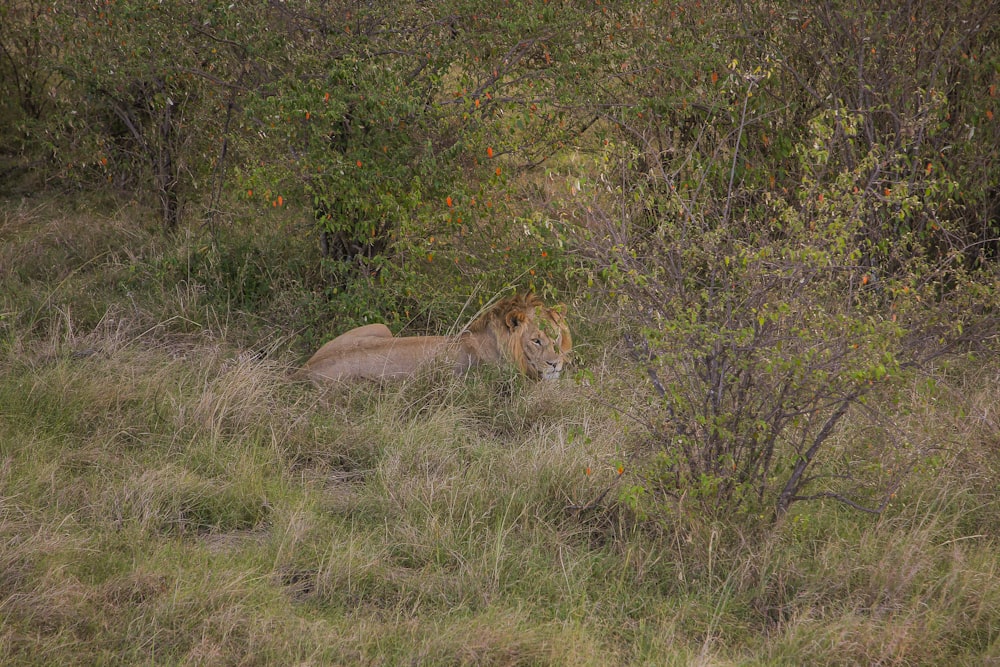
[3,2,996,252]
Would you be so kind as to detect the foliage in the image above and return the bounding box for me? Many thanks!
[749,0,1000,262]
[0,0,61,182]
[578,1,1000,520]
[0,1,281,229]
[234,0,619,306]
[237,3,461,271]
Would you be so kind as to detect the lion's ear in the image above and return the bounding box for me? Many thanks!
[505,309,526,331]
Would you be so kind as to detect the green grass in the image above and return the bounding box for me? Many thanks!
[1,202,998,665]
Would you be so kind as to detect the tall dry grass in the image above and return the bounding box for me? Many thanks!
[0,201,998,665]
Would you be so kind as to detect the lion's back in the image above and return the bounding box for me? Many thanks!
[300,332,450,382]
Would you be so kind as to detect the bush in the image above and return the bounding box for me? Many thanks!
[585,62,999,521]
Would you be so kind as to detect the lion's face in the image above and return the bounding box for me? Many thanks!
[508,306,572,381]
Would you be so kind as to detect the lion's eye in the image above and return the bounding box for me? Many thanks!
[533,338,542,346]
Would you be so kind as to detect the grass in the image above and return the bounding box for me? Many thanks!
[1,201,998,665]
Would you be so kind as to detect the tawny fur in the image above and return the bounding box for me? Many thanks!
[297,293,571,383]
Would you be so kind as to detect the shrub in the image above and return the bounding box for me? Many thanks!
[586,70,998,521]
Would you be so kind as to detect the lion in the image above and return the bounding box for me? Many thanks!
[298,293,572,383]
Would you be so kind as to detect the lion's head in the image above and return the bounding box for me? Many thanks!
[466,293,572,380]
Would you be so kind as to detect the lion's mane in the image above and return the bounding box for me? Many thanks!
[461,293,572,379]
